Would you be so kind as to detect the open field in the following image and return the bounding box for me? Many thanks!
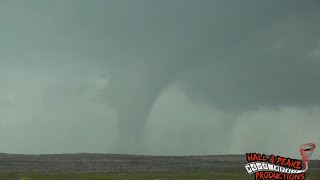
[0,153,319,180]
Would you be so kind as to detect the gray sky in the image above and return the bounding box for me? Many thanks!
[0,0,320,159]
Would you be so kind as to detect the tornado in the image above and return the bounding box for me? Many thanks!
[102,59,193,154]
[106,73,166,153]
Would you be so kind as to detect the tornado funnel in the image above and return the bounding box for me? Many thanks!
[299,143,316,170]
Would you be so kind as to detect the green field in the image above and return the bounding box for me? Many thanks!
[0,169,319,180]
[1,153,318,180]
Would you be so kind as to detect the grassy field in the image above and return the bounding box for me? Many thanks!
[0,153,319,180]
[0,169,319,180]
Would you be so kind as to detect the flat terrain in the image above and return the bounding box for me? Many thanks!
[0,153,319,179]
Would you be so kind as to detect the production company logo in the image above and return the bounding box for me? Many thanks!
[244,143,316,180]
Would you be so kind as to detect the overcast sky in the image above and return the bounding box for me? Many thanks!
[0,0,320,159]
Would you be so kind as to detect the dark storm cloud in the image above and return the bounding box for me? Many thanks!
[38,0,320,110]
[0,0,320,156]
